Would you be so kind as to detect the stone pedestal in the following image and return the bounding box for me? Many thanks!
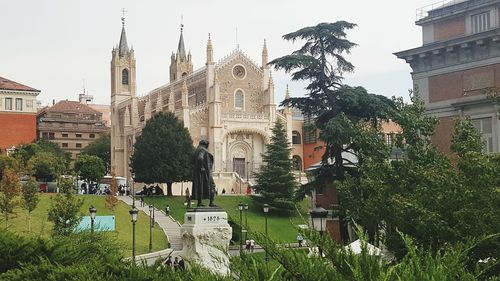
[179,207,232,276]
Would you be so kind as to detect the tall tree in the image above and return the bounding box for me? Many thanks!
[21,177,40,232]
[0,169,21,228]
[253,120,298,213]
[81,134,111,174]
[74,155,105,190]
[131,112,193,196]
[47,177,84,236]
[269,22,394,182]
[0,155,20,179]
[27,152,65,182]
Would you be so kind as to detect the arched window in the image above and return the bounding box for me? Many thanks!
[292,155,302,171]
[234,89,244,109]
[292,131,302,144]
[122,69,129,85]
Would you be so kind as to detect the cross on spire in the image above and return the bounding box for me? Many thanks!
[121,8,127,26]
[180,15,184,32]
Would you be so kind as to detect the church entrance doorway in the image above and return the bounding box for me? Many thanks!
[233,158,246,178]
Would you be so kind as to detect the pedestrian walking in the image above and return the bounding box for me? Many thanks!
[178,257,185,271]
[140,194,145,207]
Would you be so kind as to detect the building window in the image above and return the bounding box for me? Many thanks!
[122,68,129,85]
[234,90,244,109]
[386,133,393,146]
[15,98,22,111]
[292,131,302,144]
[89,133,95,138]
[5,98,12,110]
[472,12,490,34]
[472,117,494,154]
[62,133,68,138]
[292,155,302,171]
[42,132,49,140]
[76,133,82,138]
[76,143,82,148]
[49,133,55,140]
[62,143,68,148]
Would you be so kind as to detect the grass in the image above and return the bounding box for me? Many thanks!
[1,194,167,255]
[144,195,310,243]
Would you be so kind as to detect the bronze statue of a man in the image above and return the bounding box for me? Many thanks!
[192,140,216,207]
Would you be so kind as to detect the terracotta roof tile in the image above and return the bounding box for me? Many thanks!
[0,76,40,92]
[46,100,102,115]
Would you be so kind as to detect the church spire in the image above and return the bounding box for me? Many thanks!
[118,14,129,57]
[177,24,187,62]
[262,39,268,68]
[206,33,213,64]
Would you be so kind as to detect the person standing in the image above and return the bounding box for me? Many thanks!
[178,257,185,271]
[140,193,145,207]
[173,257,179,271]
[163,256,172,267]
[297,233,304,247]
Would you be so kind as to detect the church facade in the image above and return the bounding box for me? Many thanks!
[110,21,299,185]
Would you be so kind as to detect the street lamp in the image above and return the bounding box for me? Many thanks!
[148,205,153,253]
[310,204,328,258]
[244,203,249,241]
[89,205,97,233]
[129,206,138,261]
[131,173,136,208]
[165,204,170,216]
[263,203,269,263]
[238,202,244,257]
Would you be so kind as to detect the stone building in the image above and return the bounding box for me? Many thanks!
[37,100,109,159]
[395,0,500,154]
[110,19,297,189]
[0,76,40,152]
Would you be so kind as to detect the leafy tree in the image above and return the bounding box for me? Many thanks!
[21,177,39,232]
[340,94,500,267]
[47,177,84,236]
[82,134,111,174]
[0,155,20,179]
[131,112,193,196]
[13,140,70,174]
[0,169,21,228]
[253,120,298,212]
[27,151,64,182]
[269,22,395,182]
[74,154,105,189]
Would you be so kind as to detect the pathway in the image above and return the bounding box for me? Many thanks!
[118,196,183,251]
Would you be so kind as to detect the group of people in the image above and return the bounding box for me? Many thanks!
[139,184,164,196]
[245,239,255,252]
[163,256,185,271]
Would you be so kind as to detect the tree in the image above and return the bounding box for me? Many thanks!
[131,112,193,196]
[13,140,70,174]
[21,177,39,232]
[47,177,84,236]
[27,152,64,182]
[82,134,111,174]
[269,22,395,181]
[74,154,105,190]
[0,169,21,228]
[340,94,500,265]
[0,155,20,179]
[253,120,298,213]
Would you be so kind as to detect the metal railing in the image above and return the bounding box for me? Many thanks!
[416,0,495,21]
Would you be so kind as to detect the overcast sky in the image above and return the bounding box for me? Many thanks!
[1,0,436,106]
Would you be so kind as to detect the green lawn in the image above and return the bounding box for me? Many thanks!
[1,194,167,255]
[144,195,310,243]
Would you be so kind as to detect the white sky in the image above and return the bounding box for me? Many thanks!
[1,0,435,106]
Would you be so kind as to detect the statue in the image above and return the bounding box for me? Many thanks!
[192,140,216,207]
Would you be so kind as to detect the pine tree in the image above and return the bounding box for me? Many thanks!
[253,120,298,213]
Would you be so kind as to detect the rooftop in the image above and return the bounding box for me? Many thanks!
[0,76,40,92]
[43,100,102,115]
[416,0,499,23]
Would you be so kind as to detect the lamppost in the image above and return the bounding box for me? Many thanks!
[89,205,97,233]
[152,196,155,226]
[148,204,153,253]
[165,204,170,216]
[263,203,269,263]
[129,206,138,261]
[238,202,244,257]
[244,203,249,241]
[310,204,328,258]
[131,173,136,208]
